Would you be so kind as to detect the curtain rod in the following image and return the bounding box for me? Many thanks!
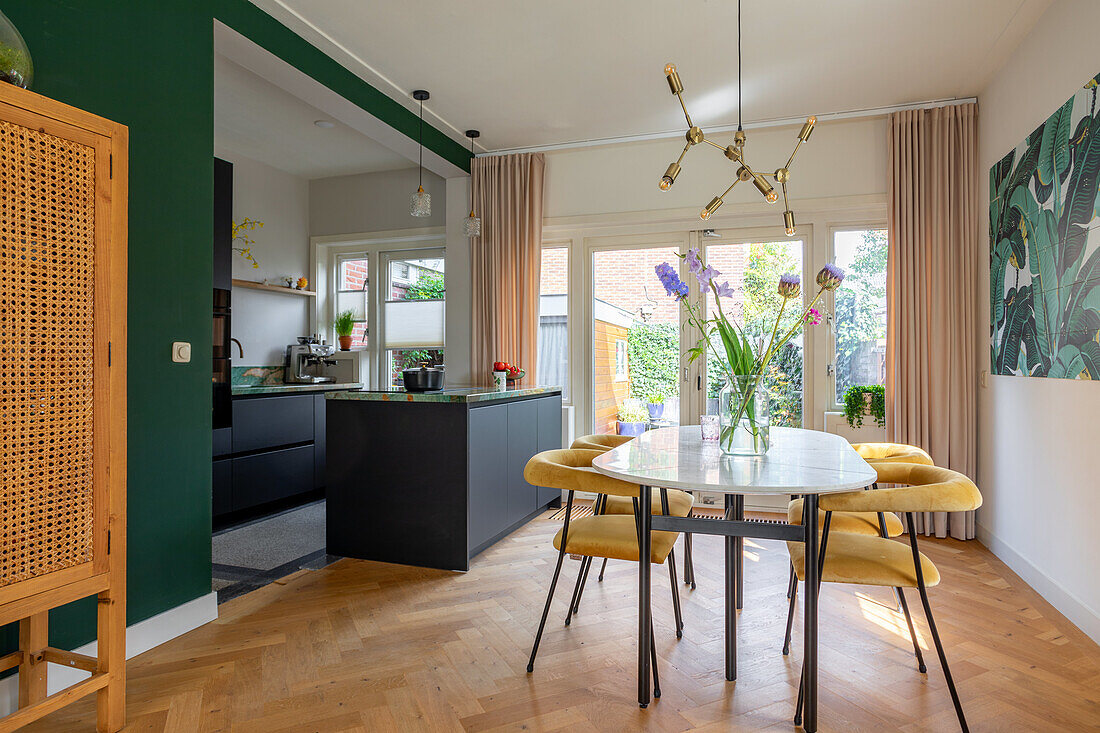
[479,96,977,157]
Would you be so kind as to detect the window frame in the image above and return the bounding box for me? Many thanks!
[379,248,447,387]
[312,229,446,390]
[827,224,889,409]
[538,240,574,403]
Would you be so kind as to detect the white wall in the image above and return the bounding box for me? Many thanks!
[218,150,311,367]
[543,117,887,219]
[310,167,446,236]
[977,0,1100,643]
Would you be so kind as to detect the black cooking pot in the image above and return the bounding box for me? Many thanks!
[402,364,445,392]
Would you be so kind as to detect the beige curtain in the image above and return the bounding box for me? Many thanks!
[470,153,545,386]
[886,103,979,540]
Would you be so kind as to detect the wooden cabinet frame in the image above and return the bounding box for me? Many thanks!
[0,83,127,732]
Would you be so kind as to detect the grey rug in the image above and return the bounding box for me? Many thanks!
[213,501,326,570]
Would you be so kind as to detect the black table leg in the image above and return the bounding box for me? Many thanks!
[724,493,737,681]
[638,484,652,708]
[803,493,820,732]
[733,494,745,610]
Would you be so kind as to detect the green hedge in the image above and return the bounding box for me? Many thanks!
[627,323,679,401]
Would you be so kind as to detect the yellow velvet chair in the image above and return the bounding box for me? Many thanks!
[785,463,981,731]
[571,434,698,598]
[781,442,934,659]
[524,448,684,697]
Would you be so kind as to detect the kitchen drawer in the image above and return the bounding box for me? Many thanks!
[232,444,314,512]
[213,458,232,516]
[232,394,315,453]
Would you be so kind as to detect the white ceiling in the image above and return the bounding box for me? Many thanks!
[251,0,1052,152]
[214,52,416,179]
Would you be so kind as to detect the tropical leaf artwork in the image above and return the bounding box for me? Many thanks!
[990,72,1100,379]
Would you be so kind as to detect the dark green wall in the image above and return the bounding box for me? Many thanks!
[0,0,468,657]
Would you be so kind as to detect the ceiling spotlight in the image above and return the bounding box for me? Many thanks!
[313,120,335,129]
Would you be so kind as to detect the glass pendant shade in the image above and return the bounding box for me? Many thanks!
[410,186,431,217]
[463,211,481,237]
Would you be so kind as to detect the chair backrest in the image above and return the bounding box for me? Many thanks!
[571,434,633,452]
[852,442,934,465]
[523,448,640,498]
[819,463,982,514]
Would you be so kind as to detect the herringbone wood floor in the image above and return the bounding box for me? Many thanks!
[24,511,1100,732]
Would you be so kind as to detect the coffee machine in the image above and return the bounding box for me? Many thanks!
[285,336,338,384]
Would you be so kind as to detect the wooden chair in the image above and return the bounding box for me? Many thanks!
[524,449,685,698]
[782,442,935,664]
[786,463,982,731]
[570,434,698,607]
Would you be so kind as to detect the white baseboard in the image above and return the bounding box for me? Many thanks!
[977,522,1100,644]
[0,591,218,717]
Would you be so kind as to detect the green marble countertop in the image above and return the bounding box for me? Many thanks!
[326,385,561,404]
[232,382,362,396]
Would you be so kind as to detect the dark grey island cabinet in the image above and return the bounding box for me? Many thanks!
[325,387,563,571]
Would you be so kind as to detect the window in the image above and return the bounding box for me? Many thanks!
[832,228,888,402]
[537,246,569,400]
[614,339,628,382]
[383,252,445,387]
[336,255,369,347]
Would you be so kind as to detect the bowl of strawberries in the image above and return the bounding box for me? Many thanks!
[492,361,525,383]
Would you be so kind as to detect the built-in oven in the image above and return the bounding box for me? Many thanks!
[213,288,232,436]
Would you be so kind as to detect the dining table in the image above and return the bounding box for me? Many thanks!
[591,425,877,732]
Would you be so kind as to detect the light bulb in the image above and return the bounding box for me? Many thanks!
[766,191,779,203]
[807,115,817,125]
[659,176,673,191]
[786,228,796,236]
[664,63,677,76]
[700,208,712,221]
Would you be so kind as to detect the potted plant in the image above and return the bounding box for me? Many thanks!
[616,398,648,436]
[646,392,665,420]
[842,384,886,429]
[333,310,356,351]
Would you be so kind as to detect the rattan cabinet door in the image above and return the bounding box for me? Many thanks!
[0,103,113,600]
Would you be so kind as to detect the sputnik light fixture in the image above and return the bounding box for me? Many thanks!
[410,89,432,217]
[658,0,815,235]
[463,130,481,237]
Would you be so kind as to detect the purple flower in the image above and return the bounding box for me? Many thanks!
[816,263,845,290]
[684,247,702,274]
[696,264,720,289]
[655,262,689,300]
[804,307,821,325]
[777,273,801,299]
[714,280,735,298]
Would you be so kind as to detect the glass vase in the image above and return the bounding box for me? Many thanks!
[718,375,770,456]
[0,10,32,89]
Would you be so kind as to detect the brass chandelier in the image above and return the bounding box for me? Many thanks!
[658,0,815,235]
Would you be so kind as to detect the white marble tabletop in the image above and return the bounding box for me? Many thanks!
[591,426,877,495]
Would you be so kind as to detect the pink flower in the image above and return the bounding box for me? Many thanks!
[804,308,821,326]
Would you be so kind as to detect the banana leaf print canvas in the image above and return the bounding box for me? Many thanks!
[991,72,1100,379]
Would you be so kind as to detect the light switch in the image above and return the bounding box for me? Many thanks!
[172,341,192,363]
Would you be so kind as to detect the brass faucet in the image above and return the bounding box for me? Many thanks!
[230,337,243,359]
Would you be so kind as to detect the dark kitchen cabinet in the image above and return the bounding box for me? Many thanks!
[213,458,232,516]
[213,157,233,291]
[506,399,540,524]
[232,394,315,454]
[232,445,314,511]
[535,394,564,506]
[468,404,509,552]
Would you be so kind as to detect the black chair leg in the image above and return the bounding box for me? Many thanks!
[528,490,575,673]
[782,567,797,655]
[895,586,928,673]
[650,616,661,698]
[906,513,968,733]
[684,531,696,588]
[565,555,591,625]
[667,548,683,638]
[597,557,608,581]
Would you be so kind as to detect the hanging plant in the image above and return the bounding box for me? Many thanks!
[842,384,886,429]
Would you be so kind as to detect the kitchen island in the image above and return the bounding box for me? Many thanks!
[325,386,563,571]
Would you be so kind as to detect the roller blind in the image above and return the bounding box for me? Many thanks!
[383,299,445,349]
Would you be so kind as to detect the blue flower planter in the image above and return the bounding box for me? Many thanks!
[617,421,646,437]
[647,403,664,419]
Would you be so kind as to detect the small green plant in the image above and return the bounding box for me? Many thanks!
[333,310,356,338]
[647,392,665,404]
[842,384,886,429]
[617,398,648,423]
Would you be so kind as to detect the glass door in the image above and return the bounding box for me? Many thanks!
[378,248,446,388]
[696,232,807,429]
[588,235,688,435]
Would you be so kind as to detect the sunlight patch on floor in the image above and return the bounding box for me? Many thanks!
[856,591,927,648]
